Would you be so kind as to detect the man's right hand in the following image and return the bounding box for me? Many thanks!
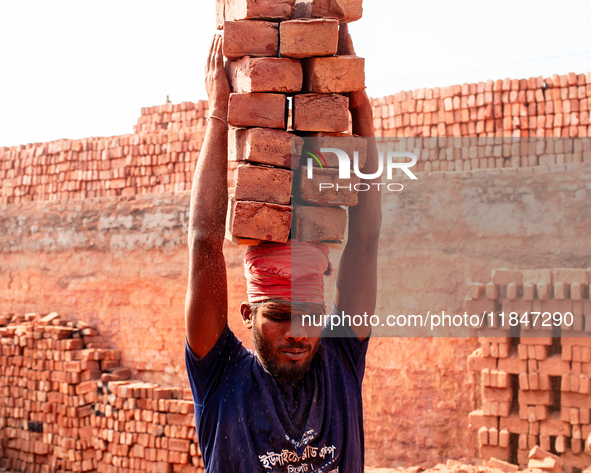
[205,35,230,118]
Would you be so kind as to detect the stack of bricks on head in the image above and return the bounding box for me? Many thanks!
[467,268,591,472]
[0,312,205,473]
[221,0,367,246]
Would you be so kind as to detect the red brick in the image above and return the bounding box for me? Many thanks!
[64,361,81,372]
[297,165,359,206]
[518,389,551,405]
[520,331,553,345]
[489,427,499,446]
[234,164,292,205]
[38,312,60,325]
[216,0,224,29]
[522,269,552,284]
[563,337,591,351]
[528,445,563,470]
[299,133,367,169]
[468,410,498,430]
[500,415,528,434]
[486,282,499,300]
[562,391,591,409]
[223,21,279,60]
[537,281,550,300]
[294,0,363,23]
[76,380,98,395]
[224,0,295,21]
[227,57,302,93]
[497,356,526,374]
[571,282,583,300]
[467,350,497,372]
[50,326,75,340]
[293,94,349,132]
[50,371,67,383]
[228,93,286,129]
[491,268,522,285]
[553,268,587,284]
[482,386,512,403]
[168,438,190,452]
[227,196,291,244]
[478,426,488,445]
[101,367,131,382]
[280,19,339,59]
[302,56,365,93]
[479,445,509,462]
[537,355,570,376]
[502,299,531,314]
[229,127,303,169]
[33,442,49,455]
[553,282,566,300]
[293,205,347,242]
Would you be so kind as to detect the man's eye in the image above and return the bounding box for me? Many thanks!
[267,313,289,321]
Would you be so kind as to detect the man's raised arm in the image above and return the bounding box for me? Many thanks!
[185,35,231,358]
[334,25,382,341]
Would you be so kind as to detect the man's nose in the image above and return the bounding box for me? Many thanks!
[286,316,308,342]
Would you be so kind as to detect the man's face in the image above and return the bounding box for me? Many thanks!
[247,301,325,384]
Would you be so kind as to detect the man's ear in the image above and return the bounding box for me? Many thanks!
[240,302,254,329]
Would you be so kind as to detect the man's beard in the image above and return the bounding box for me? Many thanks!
[253,325,320,384]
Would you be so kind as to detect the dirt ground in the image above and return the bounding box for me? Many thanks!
[365,460,518,473]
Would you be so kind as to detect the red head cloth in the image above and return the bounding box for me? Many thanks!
[244,240,330,305]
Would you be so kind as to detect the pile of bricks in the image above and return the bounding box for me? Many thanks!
[220,0,366,245]
[2,71,591,206]
[92,379,202,473]
[0,312,203,473]
[467,268,591,472]
[373,72,591,140]
[134,101,209,135]
[376,136,591,174]
[0,102,209,206]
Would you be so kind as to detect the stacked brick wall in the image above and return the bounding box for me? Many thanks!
[0,101,211,206]
[1,71,590,206]
[0,312,204,473]
[467,268,591,472]
[372,72,591,140]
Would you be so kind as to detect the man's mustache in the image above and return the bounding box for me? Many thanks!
[279,343,312,350]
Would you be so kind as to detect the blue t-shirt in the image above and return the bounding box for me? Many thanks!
[185,322,369,473]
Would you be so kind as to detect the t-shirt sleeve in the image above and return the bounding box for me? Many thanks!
[185,325,242,406]
[321,307,370,385]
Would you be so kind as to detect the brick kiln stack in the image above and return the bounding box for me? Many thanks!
[467,268,591,472]
[220,0,366,246]
[0,312,205,473]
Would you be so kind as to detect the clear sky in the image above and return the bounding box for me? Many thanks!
[1,0,590,148]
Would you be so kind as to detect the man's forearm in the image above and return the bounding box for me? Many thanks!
[348,97,382,240]
[333,94,382,336]
[188,116,228,246]
[351,103,375,141]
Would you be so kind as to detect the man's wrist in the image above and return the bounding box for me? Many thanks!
[208,106,229,128]
[209,106,228,119]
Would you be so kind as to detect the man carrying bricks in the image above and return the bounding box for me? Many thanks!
[185,26,381,473]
